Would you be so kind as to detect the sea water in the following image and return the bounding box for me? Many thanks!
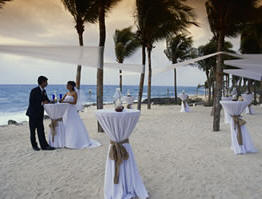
[0,84,204,125]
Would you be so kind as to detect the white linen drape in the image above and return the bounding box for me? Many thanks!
[44,103,69,148]
[220,101,257,154]
[221,96,232,124]
[242,94,254,114]
[179,94,190,112]
[96,109,148,199]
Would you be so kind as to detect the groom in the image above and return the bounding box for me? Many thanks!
[26,76,55,151]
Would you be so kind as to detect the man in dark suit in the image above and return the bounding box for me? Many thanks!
[26,76,55,151]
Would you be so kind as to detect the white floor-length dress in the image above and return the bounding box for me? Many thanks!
[63,95,101,149]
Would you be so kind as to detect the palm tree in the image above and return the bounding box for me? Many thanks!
[135,0,197,110]
[197,38,234,105]
[164,33,194,104]
[61,0,98,89]
[113,27,140,92]
[205,0,260,131]
[96,0,121,132]
[240,23,262,54]
[0,0,11,8]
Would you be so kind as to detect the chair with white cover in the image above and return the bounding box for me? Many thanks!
[96,109,148,199]
[220,101,257,154]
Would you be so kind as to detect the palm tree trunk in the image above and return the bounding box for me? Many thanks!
[226,74,229,95]
[147,47,152,109]
[213,32,225,131]
[75,19,84,90]
[76,65,82,89]
[174,68,178,104]
[97,2,105,132]
[208,83,211,105]
[119,69,122,92]
[137,45,146,110]
[254,82,257,105]
[205,70,211,105]
[259,82,262,104]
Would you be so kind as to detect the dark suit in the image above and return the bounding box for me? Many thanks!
[26,86,50,149]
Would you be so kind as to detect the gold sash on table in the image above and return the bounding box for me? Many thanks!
[109,139,129,184]
[49,118,63,142]
[231,115,246,146]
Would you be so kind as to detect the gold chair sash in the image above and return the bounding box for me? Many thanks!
[49,118,63,142]
[109,139,129,184]
[232,115,246,146]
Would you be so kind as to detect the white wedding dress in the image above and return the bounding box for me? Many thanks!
[63,95,101,149]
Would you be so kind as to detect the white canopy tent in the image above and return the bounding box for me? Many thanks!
[0,45,144,73]
[224,59,262,74]
[154,51,262,81]
[223,69,262,81]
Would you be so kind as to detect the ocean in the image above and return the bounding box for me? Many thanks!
[0,84,204,125]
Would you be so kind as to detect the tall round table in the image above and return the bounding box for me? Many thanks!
[220,101,257,154]
[221,96,232,124]
[96,109,148,199]
[179,94,190,112]
[241,94,254,114]
[44,103,69,148]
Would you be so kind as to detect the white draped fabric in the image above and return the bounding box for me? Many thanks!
[225,59,262,75]
[0,45,143,73]
[0,45,101,68]
[179,94,190,112]
[220,101,257,154]
[241,94,254,114]
[44,103,69,148]
[223,69,262,81]
[96,110,148,199]
[221,96,232,124]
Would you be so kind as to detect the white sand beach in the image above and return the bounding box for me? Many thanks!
[1,104,262,199]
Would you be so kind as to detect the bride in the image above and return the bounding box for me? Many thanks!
[61,81,101,149]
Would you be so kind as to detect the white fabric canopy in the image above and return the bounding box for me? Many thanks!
[225,59,262,74]
[155,52,224,74]
[223,69,262,81]
[155,51,262,75]
[0,45,143,73]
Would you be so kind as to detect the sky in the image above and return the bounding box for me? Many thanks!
[0,0,241,86]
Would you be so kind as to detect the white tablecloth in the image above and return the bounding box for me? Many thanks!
[96,109,148,199]
[241,94,254,114]
[179,94,190,112]
[220,101,257,154]
[44,103,69,148]
[221,96,232,124]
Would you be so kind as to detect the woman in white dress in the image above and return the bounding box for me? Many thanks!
[61,81,101,149]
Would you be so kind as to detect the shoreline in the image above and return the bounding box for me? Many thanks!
[0,95,207,127]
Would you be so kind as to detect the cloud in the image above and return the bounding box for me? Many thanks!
[0,0,240,86]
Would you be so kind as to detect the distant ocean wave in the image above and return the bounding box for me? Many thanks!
[0,84,204,125]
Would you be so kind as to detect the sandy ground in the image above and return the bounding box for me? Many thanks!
[1,104,262,199]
